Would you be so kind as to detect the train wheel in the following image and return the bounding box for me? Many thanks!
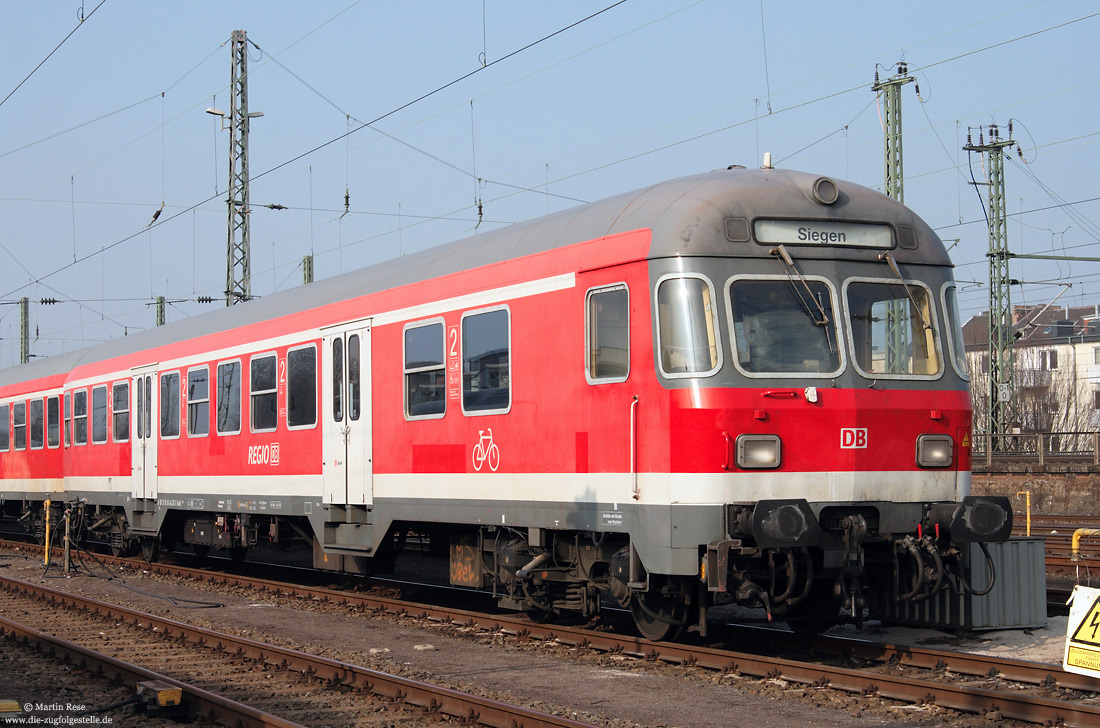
[140,536,160,563]
[524,606,556,624]
[193,544,210,558]
[109,537,127,558]
[629,578,690,642]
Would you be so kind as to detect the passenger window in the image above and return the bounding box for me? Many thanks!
[462,308,510,414]
[47,396,60,448]
[348,334,361,421]
[728,278,840,375]
[586,286,629,383]
[656,276,720,376]
[251,354,277,432]
[0,404,8,452]
[405,322,445,418]
[72,390,88,445]
[287,346,317,428]
[13,402,26,450]
[331,338,344,422]
[136,377,144,440]
[91,386,108,443]
[217,361,241,434]
[112,383,129,443]
[144,375,152,439]
[187,367,210,437]
[30,399,44,449]
[160,373,180,438]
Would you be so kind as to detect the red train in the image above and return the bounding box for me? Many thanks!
[0,167,1011,640]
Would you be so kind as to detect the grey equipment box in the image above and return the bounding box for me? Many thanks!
[884,537,1046,631]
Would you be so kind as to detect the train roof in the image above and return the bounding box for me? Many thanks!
[0,167,947,389]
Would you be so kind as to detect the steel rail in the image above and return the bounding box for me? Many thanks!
[0,573,599,728]
[802,630,1093,691]
[544,629,1099,727]
[3,539,1097,725]
[0,613,305,728]
[66,543,1100,689]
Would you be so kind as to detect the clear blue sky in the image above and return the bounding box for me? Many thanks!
[1,1,1097,365]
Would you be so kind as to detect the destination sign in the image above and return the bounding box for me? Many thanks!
[754,219,894,248]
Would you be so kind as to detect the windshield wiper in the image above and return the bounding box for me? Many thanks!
[770,245,836,354]
[877,251,932,331]
[770,245,830,327]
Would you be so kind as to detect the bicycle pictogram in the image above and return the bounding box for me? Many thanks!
[472,428,500,472]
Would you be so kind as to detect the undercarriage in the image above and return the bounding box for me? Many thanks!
[446,495,1013,641]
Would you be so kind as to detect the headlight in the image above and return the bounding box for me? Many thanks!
[736,434,781,469]
[917,434,953,468]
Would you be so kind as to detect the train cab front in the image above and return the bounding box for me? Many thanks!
[648,213,1013,634]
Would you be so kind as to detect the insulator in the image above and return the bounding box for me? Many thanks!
[874,70,879,84]
[1008,120,1013,137]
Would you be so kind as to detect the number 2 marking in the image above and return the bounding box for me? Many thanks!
[449,327,459,357]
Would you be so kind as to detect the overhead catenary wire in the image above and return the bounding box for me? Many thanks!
[1008,157,1100,242]
[1,3,628,301]
[757,0,773,113]
[246,1,629,186]
[11,43,1098,309]
[0,0,108,110]
[8,4,1100,354]
[248,35,589,205]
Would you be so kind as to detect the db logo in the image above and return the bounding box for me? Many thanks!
[840,428,868,449]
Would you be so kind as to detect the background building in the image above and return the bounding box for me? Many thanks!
[964,305,1100,438]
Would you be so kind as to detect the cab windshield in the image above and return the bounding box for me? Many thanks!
[728,279,841,374]
[846,281,940,376]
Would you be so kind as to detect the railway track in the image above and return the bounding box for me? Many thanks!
[3,539,1098,727]
[0,572,601,728]
[1016,514,1100,579]
[0,615,301,727]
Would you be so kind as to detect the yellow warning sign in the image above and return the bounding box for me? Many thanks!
[1065,585,1100,677]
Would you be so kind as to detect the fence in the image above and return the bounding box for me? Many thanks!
[972,431,1100,467]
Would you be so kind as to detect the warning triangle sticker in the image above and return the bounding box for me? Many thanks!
[1070,595,1100,647]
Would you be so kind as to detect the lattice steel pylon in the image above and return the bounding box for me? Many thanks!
[964,126,1016,443]
[19,297,28,364]
[872,64,914,372]
[224,29,253,306]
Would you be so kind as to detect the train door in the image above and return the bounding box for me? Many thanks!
[321,321,373,506]
[130,364,158,500]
